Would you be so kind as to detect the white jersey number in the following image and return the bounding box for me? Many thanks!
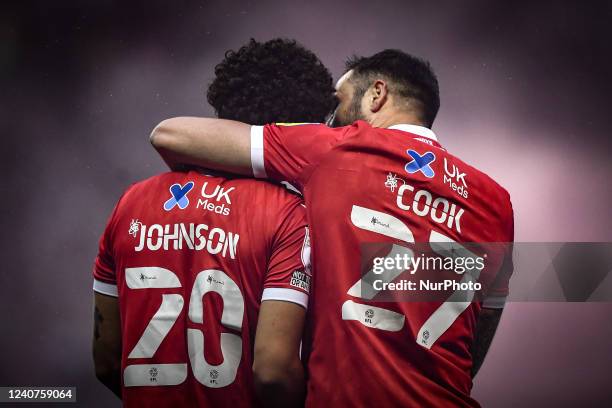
[343,205,482,349]
[123,267,244,388]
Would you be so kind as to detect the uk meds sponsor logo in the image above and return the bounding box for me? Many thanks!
[443,158,469,199]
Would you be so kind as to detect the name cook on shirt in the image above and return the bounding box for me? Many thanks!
[395,184,465,233]
[130,221,240,259]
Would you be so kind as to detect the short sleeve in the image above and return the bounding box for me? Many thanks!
[92,199,123,297]
[261,200,311,309]
[250,123,348,189]
[482,201,515,309]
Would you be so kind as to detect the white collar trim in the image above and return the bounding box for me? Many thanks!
[388,124,438,141]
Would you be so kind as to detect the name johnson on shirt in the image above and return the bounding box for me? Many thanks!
[133,222,240,259]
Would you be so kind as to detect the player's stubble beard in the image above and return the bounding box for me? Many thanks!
[329,88,367,128]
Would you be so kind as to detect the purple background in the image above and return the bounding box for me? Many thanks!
[2,1,611,406]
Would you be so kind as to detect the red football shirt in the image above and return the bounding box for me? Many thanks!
[250,121,514,407]
[93,171,311,407]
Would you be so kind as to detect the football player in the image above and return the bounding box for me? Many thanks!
[150,49,514,407]
[92,38,335,407]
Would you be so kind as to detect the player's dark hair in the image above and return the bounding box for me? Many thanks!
[345,49,440,127]
[207,38,336,125]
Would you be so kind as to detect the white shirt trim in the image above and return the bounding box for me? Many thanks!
[261,287,308,309]
[482,295,507,309]
[388,124,438,141]
[93,279,118,297]
[250,126,267,178]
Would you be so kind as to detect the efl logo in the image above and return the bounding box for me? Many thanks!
[163,181,195,211]
[405,150,436,178]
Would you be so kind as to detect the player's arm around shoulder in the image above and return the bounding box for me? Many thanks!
[150,117,252,175]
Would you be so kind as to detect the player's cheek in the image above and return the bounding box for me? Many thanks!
[336,103,349,122]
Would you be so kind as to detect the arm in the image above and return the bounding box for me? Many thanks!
[150,117,252,174]
[472,230,513,378]
[93,292,122,399]
[471,307,503,378]
[152,118,343,187]
[253,300,306,407]
[253,194,310,406]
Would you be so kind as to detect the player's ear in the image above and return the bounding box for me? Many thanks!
[367,79,388,113]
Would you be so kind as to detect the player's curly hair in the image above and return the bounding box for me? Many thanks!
[207,38,336,125]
